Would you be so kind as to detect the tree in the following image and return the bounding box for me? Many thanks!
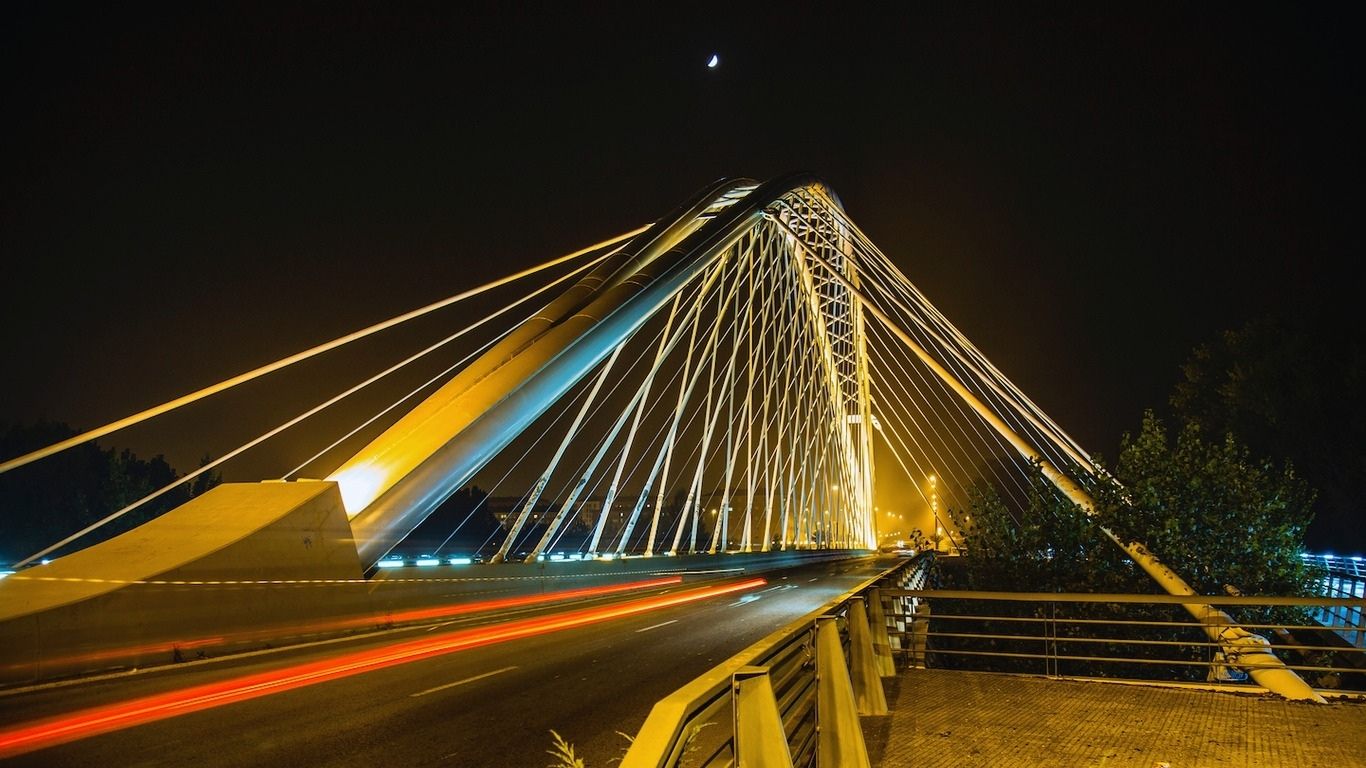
[946,470,1134,593]
[1091,411,1318,598]
[188,454,223,498]
[0,421,202,564]
[398,485,499,553]
[1172,311,1365,552]
[951,411,1317,596]
[938,412,1319,680]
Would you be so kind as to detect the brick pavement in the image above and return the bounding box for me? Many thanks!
[862,669,1366,767]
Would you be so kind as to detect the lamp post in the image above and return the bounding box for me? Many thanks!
[929,474,942,552]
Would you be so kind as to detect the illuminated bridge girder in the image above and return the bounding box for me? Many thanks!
[327,174,877,565]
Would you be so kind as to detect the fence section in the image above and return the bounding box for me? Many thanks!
[882,588,1366,695]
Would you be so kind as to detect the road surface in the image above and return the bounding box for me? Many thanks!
[0,556,892,767]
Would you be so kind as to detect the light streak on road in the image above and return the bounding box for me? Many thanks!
[0,577,766,758]
[1,576,683,676]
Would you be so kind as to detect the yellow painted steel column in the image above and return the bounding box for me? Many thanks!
[867,587,897,677]
[847,597,889,714]
[909,600,931,669]
[732,667,795,768]
[814,616,872,768]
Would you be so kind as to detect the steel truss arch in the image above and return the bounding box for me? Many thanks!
[329,173,877,564]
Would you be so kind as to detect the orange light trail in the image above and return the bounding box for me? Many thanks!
[0,577,765,758]
[2,576,683,675]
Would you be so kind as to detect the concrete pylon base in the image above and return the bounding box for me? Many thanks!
[0,481,363,685]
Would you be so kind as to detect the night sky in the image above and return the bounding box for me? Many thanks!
[2,6,1358,519]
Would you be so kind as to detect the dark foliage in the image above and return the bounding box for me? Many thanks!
[397,485,501,554]
[932,413,1319,681]
[1172,311,1365,552]
[0,420,220,564]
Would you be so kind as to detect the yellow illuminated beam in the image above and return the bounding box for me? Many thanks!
[0,225,650,476]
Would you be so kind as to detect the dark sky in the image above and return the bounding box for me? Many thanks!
[1,4,1357,485]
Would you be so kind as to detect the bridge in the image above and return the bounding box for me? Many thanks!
[0,175,1358,765]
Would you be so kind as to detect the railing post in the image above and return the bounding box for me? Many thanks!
[866,587,896,677]
[909,599,931,669]
[814,616,872,768]
[732,666,794,768]
[847,597,888,714]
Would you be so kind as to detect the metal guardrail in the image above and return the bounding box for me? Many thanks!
[621,560,1365,768]
[883,589,1366,695]
[620,554,931,768]
[1303,553,1366,649]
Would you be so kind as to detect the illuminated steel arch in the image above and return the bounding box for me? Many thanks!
[327,174,877,564]
[0,171,1322,700]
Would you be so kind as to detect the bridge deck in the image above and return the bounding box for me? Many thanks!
[864,669,1366,767]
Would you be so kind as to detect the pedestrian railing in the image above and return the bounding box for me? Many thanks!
[882,588,1366,696]
[620,554,931,768]
[1303,553,1366,649]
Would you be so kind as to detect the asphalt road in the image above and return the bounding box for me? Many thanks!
[0,556,892,767]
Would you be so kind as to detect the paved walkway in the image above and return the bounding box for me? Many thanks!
[863,669,1366,767]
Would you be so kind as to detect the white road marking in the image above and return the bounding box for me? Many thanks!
[410,665,518,697]
[635,619,679,633]
[808,578,819,583]
[727,594,763,607]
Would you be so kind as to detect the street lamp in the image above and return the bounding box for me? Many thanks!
[929,473,942,552]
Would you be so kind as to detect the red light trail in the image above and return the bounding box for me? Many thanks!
[1,575,684,676]
[0,576,765,758]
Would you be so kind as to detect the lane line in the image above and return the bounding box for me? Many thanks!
[634,620,679,634]
[0,577,767,759]
[410,666,518,698]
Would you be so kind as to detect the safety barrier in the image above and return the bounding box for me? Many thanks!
[1302,553,1366,649]
[620,553,932,768]
[882,588,1366,696]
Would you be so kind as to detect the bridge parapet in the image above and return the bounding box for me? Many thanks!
[621,554,930,768]
[885,588,1366,695]
[621,560,1365,768]
[1303,553,1366,649]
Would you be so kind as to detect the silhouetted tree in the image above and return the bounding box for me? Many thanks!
[398,485,499,553]
[0,421,199,564]
[1172,311,1364,552]
[188,453,223,498]
[938,413,1319,680]
[1092,412,1318,597]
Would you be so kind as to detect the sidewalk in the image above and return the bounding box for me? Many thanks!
[863,669,1366,767]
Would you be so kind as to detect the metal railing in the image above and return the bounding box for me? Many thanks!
[1303,553,1366,649]
[620,554,930,768]
[620,558,1365,768]
[882,588,1366,695]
